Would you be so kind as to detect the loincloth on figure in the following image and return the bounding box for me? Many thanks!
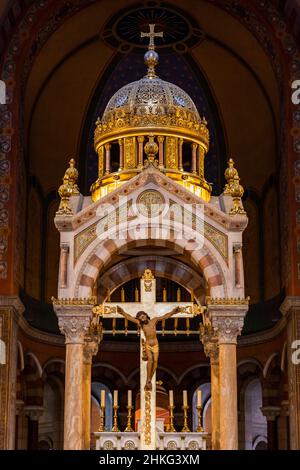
[142,340,159,360]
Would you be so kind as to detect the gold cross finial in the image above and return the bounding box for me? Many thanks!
[141,24,163,50]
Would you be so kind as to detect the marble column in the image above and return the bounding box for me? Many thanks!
[200,325,220,449]
[157,136,164,169]
[261,406,280,450]
[25,406,44,450]
[209,302,248,450]
[280,297,300,449]
[83,337,99,450]
[118,138,124,171]
[137,136,144,168]
[233,244,242,288]
[210,356,220,449]
[0,296,24,449]
[105,143,111,174]
[178,138,183,171]
[59,244,69,288]
[54,303,94,450]
[191,143,197,174]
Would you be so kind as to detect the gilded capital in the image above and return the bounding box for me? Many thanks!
[83,335,100,364]
[200,324,219,364]
[207,300,249,345]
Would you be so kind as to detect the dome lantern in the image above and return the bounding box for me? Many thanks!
[92,24,211,202]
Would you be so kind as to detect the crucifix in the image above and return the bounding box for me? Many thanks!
[141,23,163,50]
[93,269,202,450]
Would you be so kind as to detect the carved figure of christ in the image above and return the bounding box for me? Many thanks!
[117,305,180,390]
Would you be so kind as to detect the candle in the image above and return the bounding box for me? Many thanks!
[114,390,118,407]
[128,390,132,407]
[100,389,105,408]
[169,390,174,407]
[183,390,188,407]
[197,389,202,407]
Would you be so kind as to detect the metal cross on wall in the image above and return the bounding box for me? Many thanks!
[141,24,163,50]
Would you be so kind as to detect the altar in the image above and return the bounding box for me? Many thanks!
[94,419,207,451]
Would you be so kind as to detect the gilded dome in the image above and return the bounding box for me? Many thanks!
[102,76,200,123]
[92,27,211,204]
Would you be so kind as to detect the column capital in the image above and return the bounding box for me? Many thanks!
[261,405,281,421]
[280,296,300,316]
[233,243,242,253]
[24,405,44,421]
[83,334,101,364]
[207,299,249,344]
[61,243,69,253]
[137,136,145,143]
[200,324,219,364]
[16,399,25,416]
[157,136,165,143]
[0,295,25,316]
[52,299,95,344]
[280,400,289,417]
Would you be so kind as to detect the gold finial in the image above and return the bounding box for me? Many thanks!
[141,24,163,78]
[142,269,154,280]
[56,159,80,215]
[144,135,159,167]
[65,158,79,194]
[224,158,238,194]
[224,159,246,215]
[229,174,246,215]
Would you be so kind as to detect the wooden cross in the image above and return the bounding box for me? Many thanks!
[141,24,163,50]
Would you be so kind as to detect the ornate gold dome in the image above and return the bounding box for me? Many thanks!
[102,76,200,122]
[91,26,211,202]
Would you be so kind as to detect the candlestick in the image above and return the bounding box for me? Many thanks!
[169,390,174,407]
[196,405,204,432]
[98,405,105,432]
[197,389,202,407]
[112,405,120,432]
[166,405,176,432]
[163,287,167,302]
[128,390,132,408]
[181,405,191,433]
[124,405,134,432]
[183,390,188,407]
[100,389,105,408]
[113,390,118,407]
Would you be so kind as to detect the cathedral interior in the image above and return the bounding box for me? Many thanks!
[0,0,300,452]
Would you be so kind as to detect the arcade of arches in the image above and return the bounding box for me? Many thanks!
[0,0,300,451]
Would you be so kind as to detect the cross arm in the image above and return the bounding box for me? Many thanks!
[155,306,182,323]
[116,305,139,324]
